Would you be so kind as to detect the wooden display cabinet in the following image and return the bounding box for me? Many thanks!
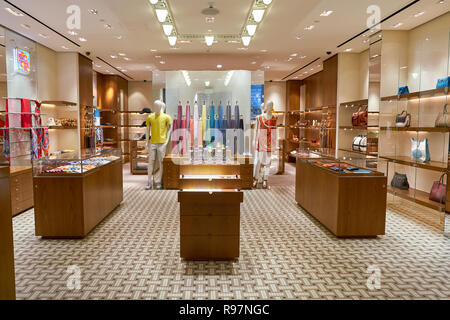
[295,157,387,237]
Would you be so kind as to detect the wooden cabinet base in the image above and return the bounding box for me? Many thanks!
[0,167,16,300]
[295,159,387,237]
[178,191,243,260]
[33,160,123,238]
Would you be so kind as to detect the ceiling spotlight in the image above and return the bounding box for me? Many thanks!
[89,9,98,14]
[205,35,214,46]
[251,61,257,64]
[217,64,222,69]
[111,55,118,59]
[344,48,353,52]
[205,81,210,86]
[114,35,123,40]
[252,9,265,22]
[160,61,166,64]
[104,24,112,29]
[296,35,303,40]
[124,57,131,61]
[300,55,306,59]
[39,33,49,39]
[305,25,314,30]
[320,10,333,16]
[5,7,24,16]
[61,46,69,50]
[414,11,425,17]
[237,47,248,50]
[168,36,177,46]
[151,49,158,52]
[163,24,173,36]
[246,24,257,36]
[205,17,215,23]
[119,53,126,56]
[155,55,162,58]
[393,22,403,28]
[242,36,251,46]
[68,30,78,36]
[79,37,87,42]
[290,53,298,57]
[260,49,268,52]
[263,0,273,4]
[156,9,168,22]
[149,0,159,4]
[20,24,31,30]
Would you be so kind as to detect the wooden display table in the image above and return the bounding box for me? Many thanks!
[33,159,123,238]
[178,190,243,260]
[0,167,16,300]
[296,158,387,237]
[9,166,33,216]
[164,155,253,189]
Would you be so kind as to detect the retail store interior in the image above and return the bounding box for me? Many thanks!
[0,0,449,301]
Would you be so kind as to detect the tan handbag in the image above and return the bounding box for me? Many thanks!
[435,104,450,128]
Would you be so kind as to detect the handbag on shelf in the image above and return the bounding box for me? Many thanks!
[391,172,409,190]
[358,107,368,126]
[435,104,450,128]
[429,174,447,204]
[352,108,360,126]
[398,86,410,95]
[436,77,450,89]
[410,137,430,163]
[395,111,411,127]
[352,135,367,152]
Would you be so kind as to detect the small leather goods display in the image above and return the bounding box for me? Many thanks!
[391,172,409,190]
[436,76,450,89]
[352,135,367,152]
[398,86,410,95]
[429,174,447,204]
[435,104,450,128]
[396,110,411,127]
[352,106,368,126]
[410,137,430,163]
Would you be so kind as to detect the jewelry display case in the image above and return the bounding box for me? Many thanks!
[32,148,123,238]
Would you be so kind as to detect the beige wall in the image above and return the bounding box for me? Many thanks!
[128,81,153,112]
[264,81,286,111]
[36,44,57,101]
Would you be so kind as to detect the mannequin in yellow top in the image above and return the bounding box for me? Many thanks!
[145,100,173,190]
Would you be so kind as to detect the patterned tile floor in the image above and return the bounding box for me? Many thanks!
[12,184,450,300]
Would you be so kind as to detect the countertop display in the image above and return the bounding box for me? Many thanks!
[296,156,387,237]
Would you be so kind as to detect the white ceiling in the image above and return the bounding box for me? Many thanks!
[0,0,448,82]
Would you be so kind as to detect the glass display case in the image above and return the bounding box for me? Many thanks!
[32,148,122,176]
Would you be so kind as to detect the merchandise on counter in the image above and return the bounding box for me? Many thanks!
[410,137,430,163]
[391,172,409,190]
[47,118,56,126]
[436,76,450,89]
[435,104,450,128]
[429,173,447,203]
[396,111,411,127]
[43,155,121,174]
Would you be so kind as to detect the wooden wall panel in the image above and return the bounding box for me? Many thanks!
[78,54,93,107]
[304,71,323,109]
[0,167,16,300]
[286,80,301,111]
[322,55,338,107]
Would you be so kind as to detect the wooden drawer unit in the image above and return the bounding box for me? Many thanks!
[9,167,33,216]
[179,175,241,190]
[178,190,243,260]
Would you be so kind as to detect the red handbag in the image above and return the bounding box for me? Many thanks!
[352,106,368,127]
[352,109,360,126]
[429,174,447,204]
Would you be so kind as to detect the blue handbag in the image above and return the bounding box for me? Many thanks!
[436,77,450,89]
[398,86,410,95]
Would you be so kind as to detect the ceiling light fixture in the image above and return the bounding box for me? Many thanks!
[344,48,352,52]
[246,25,257,36]
[163,24,173,36]
[156,9,168,22]
[252,9,265,22]
[124,57,131,61]
[160,61,166,64]
[149,0,159,4]
[242,36,251,46]
[290,53,298,57]
[168,36,177,46]
[5,7,24,16]
[20,24,31,30]
[296,35,303,40]
[104,24,112,29]
[205,35,214,46]
[320,10,333,16]
[79,37,87,42]
[224,71,234,86]
[179,40,192,44]
[300,55,307,59]
[305,25,314,30]
[393,22,403,28]
[414,11,425,17]
[114,35,123,40]
[39,33,49,39]
[119,53,126,56]
[217,64,222,69]
[61,46,69,50]
[205,81,210,86]
[89,9,98,14]
[262,0,273,5]
[68,30,78,36]
[251,61,257,64]
[111,55,118,59]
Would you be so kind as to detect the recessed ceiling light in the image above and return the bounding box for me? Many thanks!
[262,0,273,4]
[205,17,215,23]
[290,53,298,57]
[114,35,123,40]
[20,24,31,30]
[121,70,127,72]
[149,0,159,4]
[363,39,369,43]
[237,47,248,51]
[155,55,161,59]
[155,9,168,22]
[295,35,303,40]
[39,33,49,39]
[305,25,314,30]
[300,55,307,59]
[151,49,157,52]
[205,35,215,46]
[79,37,87,42]
[241,36,251,46]
[124,57,131,61]
[393,22,403,28]
[61,46,69,50]
[168,36,177,46]
[414,11,425,17]
[264,66,270,69]
[118,53,126,56]
[205,81,210,86]
[89,9,98,14]
[160,61,165,64]
[104,24,112,29]
[111,55,117,59]
[260,49,268,53]
[226,40,240,44]
[163,24,174,36]
[5,8,24,16]
[217,64,222,69]
[251,61,257,65]
[252,9,265,22]
[246,25,257,36]
[320,10,333,16]
[68,30,78,36]
[95,64,102,68]
[344,48,352,52]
